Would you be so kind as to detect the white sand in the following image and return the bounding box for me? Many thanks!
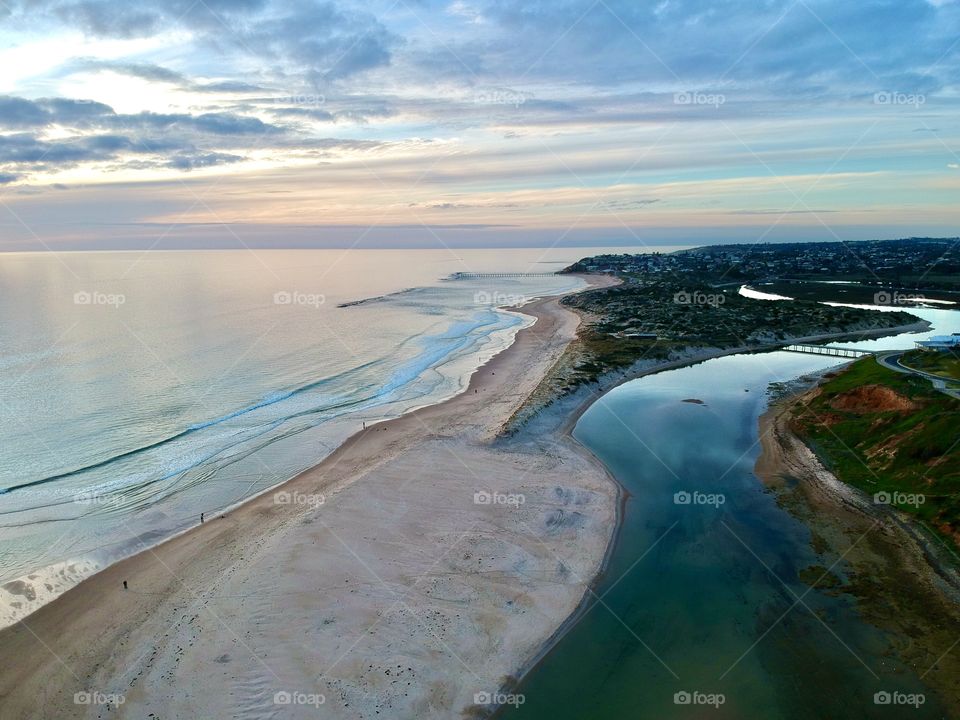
[0,275,619,720]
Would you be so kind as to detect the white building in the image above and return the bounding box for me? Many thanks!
[915,334,960,351]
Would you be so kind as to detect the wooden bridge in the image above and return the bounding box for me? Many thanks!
[783,344,874,358]
[450,272,558,279]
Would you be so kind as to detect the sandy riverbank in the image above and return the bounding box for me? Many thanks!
[0,275,620,720]
[509,318,931,434]
[755,376,960,716]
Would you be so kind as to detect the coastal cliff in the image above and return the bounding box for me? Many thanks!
[756,364,960,716]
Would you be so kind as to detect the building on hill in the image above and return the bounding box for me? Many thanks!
[915,334,960,351]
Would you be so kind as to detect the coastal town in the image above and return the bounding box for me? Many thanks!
[551,240,943,388]
[570,238,960,293]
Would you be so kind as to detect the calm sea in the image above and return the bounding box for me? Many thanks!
[0,246,664,626]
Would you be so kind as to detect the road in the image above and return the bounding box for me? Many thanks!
[876,351,960,400]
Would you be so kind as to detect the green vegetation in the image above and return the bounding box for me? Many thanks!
[557,279,917,387]
[901,348,960,381]
[791,358,960,547]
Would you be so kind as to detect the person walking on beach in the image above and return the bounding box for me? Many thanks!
[200,513,204,523]
[122,580,127,590]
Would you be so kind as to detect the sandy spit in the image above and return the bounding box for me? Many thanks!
[0,275,621,720]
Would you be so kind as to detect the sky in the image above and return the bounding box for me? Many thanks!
[0,0,958,250]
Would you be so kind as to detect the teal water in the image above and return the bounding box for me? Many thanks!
[504,334,958,719]
[0,247,664,627]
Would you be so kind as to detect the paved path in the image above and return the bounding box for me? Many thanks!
[876,351,960,400]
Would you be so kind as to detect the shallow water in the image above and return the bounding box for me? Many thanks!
[504,305,960,719]
[0,246,663,626]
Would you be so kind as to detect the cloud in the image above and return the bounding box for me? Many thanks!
[65,58,187,83]
[0,132,133,164]
[36,0,267,39]
[10,0,397,82]
[61,58,269,93]
[0,96,283,136]
[0,97,52,128]
[601,199,661,210]
[0,95,287,181]
[196,80,267,93]
[229,2,399,83]
[166,151,245,170]
[0,0,958,245]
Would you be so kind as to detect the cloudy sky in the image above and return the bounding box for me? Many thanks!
[0,0,958,250]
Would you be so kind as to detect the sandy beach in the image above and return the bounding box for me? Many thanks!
[0,275,620,719]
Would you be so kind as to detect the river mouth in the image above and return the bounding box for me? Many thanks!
[502,335,957,719]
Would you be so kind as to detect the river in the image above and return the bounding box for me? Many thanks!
[503,303,960,719]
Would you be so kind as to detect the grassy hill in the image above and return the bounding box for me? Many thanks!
[791,358,960,547]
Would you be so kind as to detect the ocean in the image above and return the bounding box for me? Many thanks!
[0,246,659,627]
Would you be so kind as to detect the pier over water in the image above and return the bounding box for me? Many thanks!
[450,272,558,279]
[783,344,874,358]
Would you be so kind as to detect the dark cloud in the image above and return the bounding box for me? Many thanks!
[270,106,336,122]
[196,80,267,93]
[0,96,287,181]
[9,0,396,81]
[53,1,164,38]
[0,96,117,129]
[61,59,269,93]
[0,133,131,164]
[0,96,281,136]
[0,97,51,128]
[229,2,399,83]
[0,90,390,182]
[601,199,661,210]
[167,151,244,170]
[413,0,959,99]
[66,58,187,83]
[188,112,276,135]
[31,0,268,38]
